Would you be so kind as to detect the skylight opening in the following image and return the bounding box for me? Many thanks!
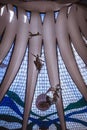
[24,15,27,23]
[0,6,5,16]
[9,10,14,22]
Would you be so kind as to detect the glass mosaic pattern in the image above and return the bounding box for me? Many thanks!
[0,45,87,130]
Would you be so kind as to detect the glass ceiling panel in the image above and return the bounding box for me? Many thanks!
[0,9,87,130]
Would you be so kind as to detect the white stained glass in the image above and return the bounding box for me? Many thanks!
[49,124,57,130]
[33,125,39,130]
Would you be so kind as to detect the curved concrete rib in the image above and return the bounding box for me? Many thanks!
[55,7,87,101]
[43,12,66,130]
[56,0,79,4]
[0,7,29,101]
[76,5,87,39]
[79,5,87,19]
[0,4,17,63]
[0,0,71,12]
[68,5,87,65]
[22,12,42,130]
[0,5,8,35]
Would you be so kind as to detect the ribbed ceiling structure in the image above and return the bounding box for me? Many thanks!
[0,1,87,130]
